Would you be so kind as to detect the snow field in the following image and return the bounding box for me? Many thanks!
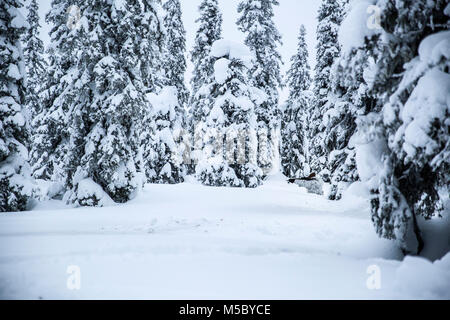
[1,175,448,299]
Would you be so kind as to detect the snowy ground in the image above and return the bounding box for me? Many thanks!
[0,175,449,300]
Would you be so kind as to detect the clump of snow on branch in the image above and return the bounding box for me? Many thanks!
[210,39,253,67]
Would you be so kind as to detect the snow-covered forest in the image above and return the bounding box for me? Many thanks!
[0,0,449,299]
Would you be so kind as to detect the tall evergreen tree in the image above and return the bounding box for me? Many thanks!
[368,0,449,254]
[157,0,188,183]
[23,0,47,122]
[323,42,368,200]
[196,40,262,188]
[66,0,168,206]
[237,0,283,173]
[34,0,164,206]
[338,0,449,254]
[30,0,78,181]
[130,0,178,185]
[141,0,166,94]
[281,25,312,178]
[162,0,188,107]
[189,0,222,170]
[0,0,34,212]
[145,87,186,184]
[190,0,222,103]
[308,0,343,179]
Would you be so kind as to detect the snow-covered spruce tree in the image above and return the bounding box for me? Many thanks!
[190,0,222,104]
[237,0,283,174]
[189,0,222,171]
[115,0,169,185]
[374,0,449,255]
[145,87,185,184]
[322,56,361,201]
[62,0,167,206]
[308,0,344,180]
[110,0,169,185]
[0,0,34,212]
[281,25,312,178]
[30,0,78,182]
[158,0,188,183]
[141,0,166,94]
[23,0,47,123]
[162,0,188,107]
[196,40,263,188]
[321,1,374,201]
[347,0,449,254]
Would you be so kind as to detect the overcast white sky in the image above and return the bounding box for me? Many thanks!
[35,0,321,101]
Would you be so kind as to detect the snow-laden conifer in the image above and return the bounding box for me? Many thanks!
[30,0,78,182]
[308,0,344,179]
[23,0,47,123]
[146,87,186,184]
[189,0,223,171]
[35,0,164,206]
[190,0,222,103]
[339,0,449,254]
[0,0,34,212]
[281,25,312,178]
[162,0,189,107]
[196,40,263,188]
[237,0,283,174]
